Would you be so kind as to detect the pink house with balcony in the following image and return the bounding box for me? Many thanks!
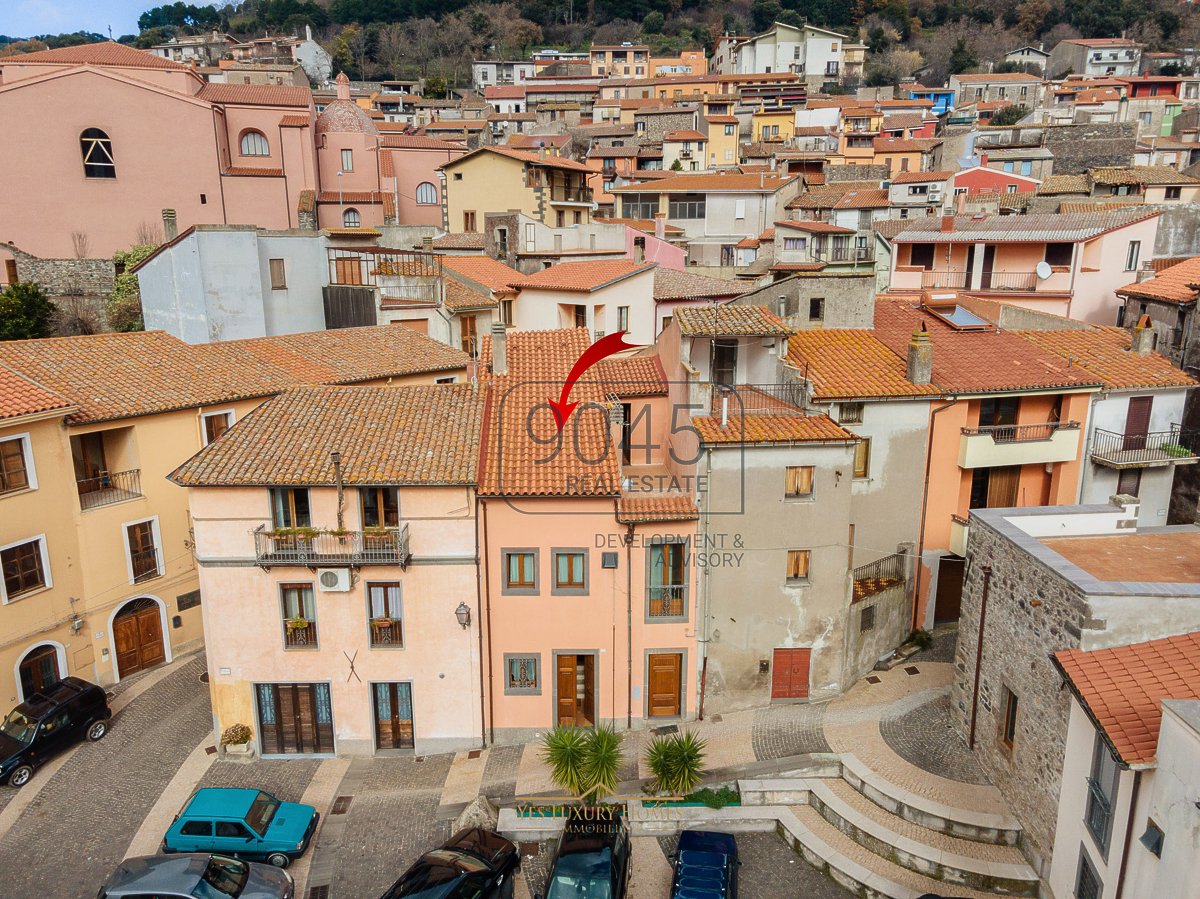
[887,211,1161,324]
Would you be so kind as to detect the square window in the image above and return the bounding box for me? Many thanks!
[860,605,876,632]
[202,410,233,446]
[1075,849,1102,899]
[504,654,541,694]
[786,549,810,583]
[503,550,538,594]
[553,549,587,594]
[1166,186,1182,200]
[268,258,286,290]
[839,402,864,424]
[1,537,50,601]
[785,466,814,499]
[809,297,825,321]
[853,438,871,479]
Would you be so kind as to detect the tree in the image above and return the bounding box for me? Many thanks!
[1016,0,1051,35]
[0,282,57,341]
[670,158,684,170]
[989,104,1030,126]
[751,0,783,32]
[108,245,156,333]
[948,38,977,74]
[643,11,665,33]
[541,725,624,804]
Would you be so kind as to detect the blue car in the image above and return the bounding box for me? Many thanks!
[669,830,739,899]
[163,788,318,869]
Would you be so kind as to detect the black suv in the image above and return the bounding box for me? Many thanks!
[539,807,630,899]
[0,677,111,787]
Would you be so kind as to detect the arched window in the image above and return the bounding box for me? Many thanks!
[343,208,361,228]
[415,181,438,205]
[239,130,270,156]
[80,128,115,179]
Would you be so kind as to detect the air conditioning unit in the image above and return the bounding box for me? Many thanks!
[317,568,352,593]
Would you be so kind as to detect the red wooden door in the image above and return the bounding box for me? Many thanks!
[1123,396,1153,450]
[771,648,811,700]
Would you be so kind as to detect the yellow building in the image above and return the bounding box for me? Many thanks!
[703,115,740,168]
[439,146,595,232]
[751,105,796,143]
[0,327,467,707]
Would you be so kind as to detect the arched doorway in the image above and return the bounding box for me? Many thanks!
[18,644,63,699]
[112,597,166,678]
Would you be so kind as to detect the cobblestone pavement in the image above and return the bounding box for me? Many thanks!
[656,832,854,898]
[881,693,991,785]
[197,756,322,803]
[910,624,959,663]
[0,656,211,899]
[751,702,830,760]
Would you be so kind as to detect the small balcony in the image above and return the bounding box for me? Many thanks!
[892,269,1070,292]
[852,553,906,602]
[254,525,411,568]
[1090,425,1200,469]
[647,584,686,618]
[950,514,970,557]
[958,421,1081,469]
[709,383,808,418]
[78,469,143,510]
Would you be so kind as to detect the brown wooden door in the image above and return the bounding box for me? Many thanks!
[373,682,414,750]
[934,556,966,623]
[557,655,578,726]
[986,465,1020,508]
[648,653,682,717]
[257,683,333,755]
[19,645,62,699]
[113,599,165,678]
[1123,396,1153,450]
[770,648,811,700]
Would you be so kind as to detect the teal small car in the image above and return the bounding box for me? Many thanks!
[163,788,319,869]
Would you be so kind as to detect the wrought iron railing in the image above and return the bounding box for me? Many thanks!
[647,584,686,617]
[254,525,411,567]
[852,553,906,602]
[1091,424,1199,466]
[961,421,1080,443]
[916,270,1043,291]
[77,469,143,510]
[710,383,808,417]
[284,620,318,647]
[369,618,404,646]
[131,548,161,583]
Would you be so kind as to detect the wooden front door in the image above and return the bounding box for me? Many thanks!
[556,654,595,726]
[770,648,811,701]
[373,682,414,750]
[647,653,682,718]
[19,645,62,699]
[113,599,165,678]
[934,555,966,623]
[257,683,334,755]
[1123,396,1153,450]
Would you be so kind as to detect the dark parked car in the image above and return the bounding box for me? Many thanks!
[98,853,293,899]
[379,828,519,899]
[539,806,630,899]
[0,677,111,787]
[669,830,739,898]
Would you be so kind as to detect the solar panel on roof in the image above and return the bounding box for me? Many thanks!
[926,304,991,330]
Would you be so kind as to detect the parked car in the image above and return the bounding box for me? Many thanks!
[669,830,739,898]
[162,788,319,868]
[379,828,519,899]
[0,676,111,788]
[538,806,630,899]
[98,853,293,899]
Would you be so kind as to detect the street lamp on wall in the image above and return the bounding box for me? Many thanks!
[455,602,472,629]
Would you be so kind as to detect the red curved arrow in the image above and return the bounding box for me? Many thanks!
[549,331,642,431]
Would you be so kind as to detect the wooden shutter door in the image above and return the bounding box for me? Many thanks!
[113,616,141,678]
[1123,396,1153,449]
[557,655,577,726]
[986,466,1020,508]
[648,653,682,717]
[136,606,165,668]
[771,648,811,700]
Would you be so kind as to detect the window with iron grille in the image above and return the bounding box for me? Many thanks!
[504,654,541,694]
[860,605,876,632]
[1075,848,1102,899]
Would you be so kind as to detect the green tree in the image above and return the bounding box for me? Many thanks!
[670,158,684,170]
[541,725,624,804]
[989,104,1030,126]
[107,245,156,333]
[948,38,977,74]
[0,282,57,341]
[751,0,783,31]
[643,11,665,33]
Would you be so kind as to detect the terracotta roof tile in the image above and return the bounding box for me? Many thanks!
[675,305,793,337]
[611,173,797,193]
[653,269,752,302]
[890,170,953,184]
[1016,326,1195,390]
[891,210,1159,242]
[1038,174,1090,195]
[197,83,312,107]
[1116,256,1200,305]
[441,255,521,293]
[381,134,468,150]
[787,330,941,401]
[224,166,283,177]
[1055,631,1200,767]
[693,413,855,444]
[596,354,667,396]
[170,384,482,487]
[664,130,706,141]
[279,114,311,127]
[775,220,855,234]
[0,364,73,422]
[443,278,496,311]
[593,217,685,236]
[616,495,699,523]
[1091,165,1200,186]
[3,41,190,70]
[509,260,654,293]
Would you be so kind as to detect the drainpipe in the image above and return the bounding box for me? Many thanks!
[697,446,713,720]
[912,398,959,631]
[330,451,344,532]
[624,515,634,730]
[1114,770,1143,899]
[473,492,488,748]
[967,564,992,749]
[480,498,496,745]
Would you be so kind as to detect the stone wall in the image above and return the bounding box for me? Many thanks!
[636,110,697,145]
[829,164,887,183]
[1043,121,1137,174]
[5,244,115,296]
[949,514,1093,878]
[736,272,876,329]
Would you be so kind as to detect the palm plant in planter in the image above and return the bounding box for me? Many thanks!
[645,730,707,797]
[541,725,625,805]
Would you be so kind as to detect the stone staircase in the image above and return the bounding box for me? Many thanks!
[742,754,1041,899]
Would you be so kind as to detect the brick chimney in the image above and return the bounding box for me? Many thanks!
[162,208,178,241]
[907,324,933,385]
[940,213,955,233]
[1131,313,1155,355]
[335,71,350,101]
[654,212,666,240]
[490,320,507,375]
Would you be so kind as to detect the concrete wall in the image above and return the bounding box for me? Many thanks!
[737,274,876,329]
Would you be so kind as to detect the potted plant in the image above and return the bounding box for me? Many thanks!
[285,616,310,631]
[645,730,707,798]
[221,723,254,758]
[541,724,624,805]
[371,616,394,629]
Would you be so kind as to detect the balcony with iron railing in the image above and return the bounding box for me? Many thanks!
[284,618,318,647]
[811,246,874,265]
[1090,425,1199,469]
[647,584,686,618]
[709,383,809,418]
[852,553,906,602]
[254,525,412,568]
[959,420,1081,468]
[892,267,1074,293]
[77,469,143,510]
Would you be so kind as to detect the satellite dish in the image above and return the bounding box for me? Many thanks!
[1035,261,1052,281]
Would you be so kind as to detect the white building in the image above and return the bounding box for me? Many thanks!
[713,22,850,91]
[472,60,537,91]
[1048,38,1143,79]
[506,260,658,346]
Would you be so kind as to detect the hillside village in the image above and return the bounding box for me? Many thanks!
[0,19,1199,899]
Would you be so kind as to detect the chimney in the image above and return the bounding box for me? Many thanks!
[335,71,350,101]
[940,213,955,233]
[490,321,507,375]
[654,211,666,240]
[979,152,988,168]
[305,24,313,42]
[162,208,178,241]
[634,237,645,264]
[1131,314,1155,355]
[907,324,933,385]
[422,235,434,251]
[538,145,547,160]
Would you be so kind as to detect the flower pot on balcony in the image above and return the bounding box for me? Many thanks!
[372,617,394,629]
[286,618,310,631]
